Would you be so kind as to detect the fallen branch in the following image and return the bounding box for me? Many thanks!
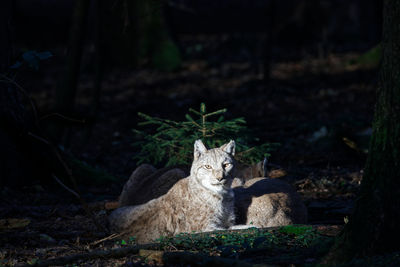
[19,244,159,267]
[163,251,272,267]
[20,246,273,267]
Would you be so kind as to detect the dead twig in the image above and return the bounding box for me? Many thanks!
[51,146,109,233]
[89,231,127,247]
[39,113,85,123]
[27,132,50,145]
[52,175,80,199]
[89,233,120,246]
[0,74,39,124]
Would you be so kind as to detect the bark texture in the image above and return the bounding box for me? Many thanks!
[329,0,400,262]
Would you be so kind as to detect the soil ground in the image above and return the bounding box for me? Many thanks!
[0,35,377,266]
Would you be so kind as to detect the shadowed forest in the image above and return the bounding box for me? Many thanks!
[1,0,400,266]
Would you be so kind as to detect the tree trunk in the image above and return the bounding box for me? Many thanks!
[263,0,276,82]
[100,0,181,70]
[51,0,89,144]
[0,0,13,72]
[327,0,400,263]
[55,0,90,114]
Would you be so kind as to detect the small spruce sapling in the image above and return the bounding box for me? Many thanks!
[132,103,278,167]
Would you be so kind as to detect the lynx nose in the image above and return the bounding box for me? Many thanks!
[216,176,224,182]
[214,170,224,181]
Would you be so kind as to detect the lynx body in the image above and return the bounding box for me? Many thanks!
[234,178,307,227]
[109,140,237,243]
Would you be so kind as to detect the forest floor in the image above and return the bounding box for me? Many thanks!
[0,36,384,266]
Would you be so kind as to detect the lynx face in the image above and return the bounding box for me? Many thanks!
[191,140,236,194]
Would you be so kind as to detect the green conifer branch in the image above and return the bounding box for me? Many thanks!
[132,103,278,167]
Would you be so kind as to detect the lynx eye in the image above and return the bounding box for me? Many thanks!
[223,163,232,168]
[204,165,212,169]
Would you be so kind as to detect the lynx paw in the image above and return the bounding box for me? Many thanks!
[230,224,258,230]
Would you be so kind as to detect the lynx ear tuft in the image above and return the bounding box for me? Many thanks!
[194,139,207,159]
[221,140,235,156]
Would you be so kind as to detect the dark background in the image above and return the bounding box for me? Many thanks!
[0,0,383,264]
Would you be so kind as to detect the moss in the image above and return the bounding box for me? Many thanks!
[351,44,382,68]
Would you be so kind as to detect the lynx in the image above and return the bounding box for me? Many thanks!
[233,177,307,227]
[109,140,238,243]
[110,140,308,243]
